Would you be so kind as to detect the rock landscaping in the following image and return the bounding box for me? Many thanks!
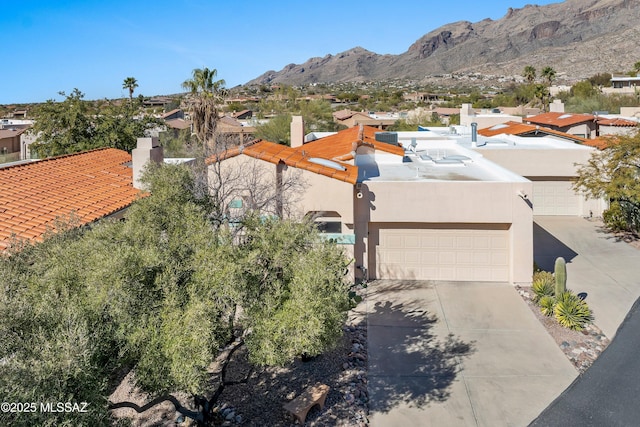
[517,286,610,374]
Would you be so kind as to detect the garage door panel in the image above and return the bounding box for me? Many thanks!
[532,181,580,216]
[373,224,510,282]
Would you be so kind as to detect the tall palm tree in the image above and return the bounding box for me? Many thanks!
[522,65,536,84]
[122,77,138,103]
[541,67,556,88]
[182,67,227,150]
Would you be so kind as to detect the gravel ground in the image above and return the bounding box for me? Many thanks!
[110,312,370,427]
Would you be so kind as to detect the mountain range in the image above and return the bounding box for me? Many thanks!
[247,0,640,87]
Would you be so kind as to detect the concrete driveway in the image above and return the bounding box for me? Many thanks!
[364,280,576,427]
[533,216,640,339]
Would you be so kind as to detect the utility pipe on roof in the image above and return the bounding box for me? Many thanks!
[471,122,478,147]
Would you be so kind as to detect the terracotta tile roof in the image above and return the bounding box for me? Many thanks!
[206,126,405,185]
[207,140,358,184]
[296,125,405,160]
[478,121,540,137]
[596,117,639,127]
[525,112,595,127]
[0,148,143,250]
[479,121,610,149]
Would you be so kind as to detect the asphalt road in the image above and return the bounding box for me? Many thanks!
[530,297,640,427]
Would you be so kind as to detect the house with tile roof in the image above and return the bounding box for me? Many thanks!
[425,124,608,216]
[478,121,608,149]
[524,112,597,139]
[210,118,534,285]
[0,138,165,251]
[332,109,396,129]
[595,116,639,137]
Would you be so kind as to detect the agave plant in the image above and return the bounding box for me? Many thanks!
[532,271,555,302]
[539,295,556,317]
[554,291,593,331]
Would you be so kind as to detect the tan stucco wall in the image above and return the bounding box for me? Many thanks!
[284,168,354,227]
[355,180,534,285]
[474,147,592,178]
[474,147,606,216]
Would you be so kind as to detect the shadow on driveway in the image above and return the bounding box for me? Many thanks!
[367,300,474,414]
[533,222,578,271]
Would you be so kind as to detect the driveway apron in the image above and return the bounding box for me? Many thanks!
[365,280,576,427]
[533,216,640,339]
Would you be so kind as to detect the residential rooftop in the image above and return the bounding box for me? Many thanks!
[0,148,143,250]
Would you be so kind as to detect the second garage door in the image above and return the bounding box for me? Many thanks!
[531,181,581,216]
[370,223,510,282]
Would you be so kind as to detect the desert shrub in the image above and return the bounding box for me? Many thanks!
[554,292,593,331]
[539,295,556,317]
[532,271,555,302]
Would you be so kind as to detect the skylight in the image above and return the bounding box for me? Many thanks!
[308,157,347,171]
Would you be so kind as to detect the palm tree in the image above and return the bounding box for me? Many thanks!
[541,66,556,88]
[533,84,550,112]
[522,65,536,84]
[122,77,138,103]
[182,67,227,150]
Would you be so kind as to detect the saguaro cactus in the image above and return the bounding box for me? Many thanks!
[555,257,567,296]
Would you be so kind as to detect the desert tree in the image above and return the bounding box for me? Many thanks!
[29,88,160,157]
[573,131,640,232]
[1,162,350,425]
[123,76,138,103]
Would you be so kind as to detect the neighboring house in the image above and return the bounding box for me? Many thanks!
[332,109,396,129]
[217,115,256,144]
[162,109,185,121]
[231,109,253,120]
[459,124,607,216]
[595,117,639,137]
[602,75,640,95]
[164,118,192,131]
[0,127,28,162]
[477,121,608,149]
[210,121,534,285]
[524,112,597,138]
[0,138,164,251]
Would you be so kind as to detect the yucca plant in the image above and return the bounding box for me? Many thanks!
[532,271,555,302]
[539,295,556,317]
[554,291,593,331]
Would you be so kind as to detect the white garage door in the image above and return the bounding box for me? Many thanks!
[531,181,580,215]
[370,224,510,281]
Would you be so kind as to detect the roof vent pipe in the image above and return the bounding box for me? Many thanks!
[471,122,478,148]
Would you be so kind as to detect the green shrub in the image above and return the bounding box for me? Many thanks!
[532,271,555,302]
[539,295,556,317]
[554,291,593,331]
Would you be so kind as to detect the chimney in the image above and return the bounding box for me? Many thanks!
[471,122,478,147]
[460,103,474,126]
[132,137,163,190]
[290,115,304,148]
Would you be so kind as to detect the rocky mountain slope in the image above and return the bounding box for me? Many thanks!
[247,0,640,86]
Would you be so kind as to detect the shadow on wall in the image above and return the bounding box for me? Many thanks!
[367,300,474,414]
[533,222,578,271]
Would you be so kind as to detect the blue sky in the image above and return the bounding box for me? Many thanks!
[2,0,561,104]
